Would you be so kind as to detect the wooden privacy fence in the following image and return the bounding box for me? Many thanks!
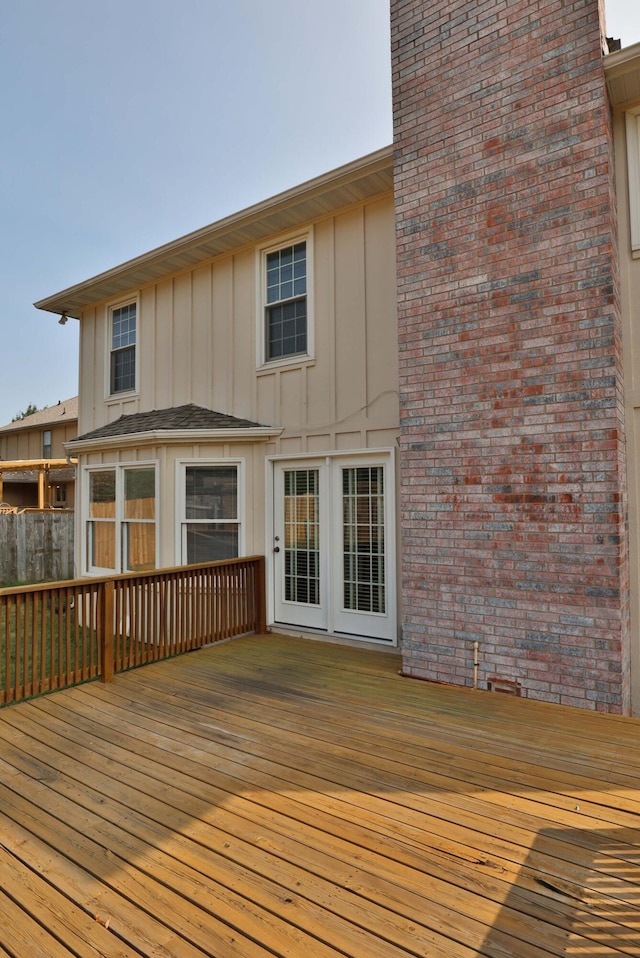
[0,556,266,707]
[0,510,74,584]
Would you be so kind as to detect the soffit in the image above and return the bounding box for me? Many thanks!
[35,146,394,319]
[605,42,640,107]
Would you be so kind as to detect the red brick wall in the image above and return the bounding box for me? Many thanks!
[392,0,630,711]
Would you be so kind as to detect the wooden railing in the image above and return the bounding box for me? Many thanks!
[0,557,266,707]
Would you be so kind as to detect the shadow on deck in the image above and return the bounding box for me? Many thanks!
[0,632,638,956]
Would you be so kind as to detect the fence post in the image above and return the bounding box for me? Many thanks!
[255,557,267,634]
[100,579,115,682]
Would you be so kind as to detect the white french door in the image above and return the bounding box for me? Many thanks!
[273,461,327,630]
[272,454,396,643]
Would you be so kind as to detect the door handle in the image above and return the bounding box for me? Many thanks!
[273,546,280,553]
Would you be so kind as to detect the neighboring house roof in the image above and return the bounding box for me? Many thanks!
[0,396,79,434]
[33,146,394,319]
[70,404,275,446]
[0,466,75,484]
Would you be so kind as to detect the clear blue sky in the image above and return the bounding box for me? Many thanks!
[0,0,638,427]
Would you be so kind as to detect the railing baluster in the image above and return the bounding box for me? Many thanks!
[0,556,265,706]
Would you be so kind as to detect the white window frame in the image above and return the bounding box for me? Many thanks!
[175,459,245,566]
[256,229,314,370]
[106,296,139,399]
[42,429,52,459]
[83,461,158,575]
[626,106,640,257]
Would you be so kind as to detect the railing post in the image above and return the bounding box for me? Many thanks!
[100,579,115,682]
[255,556,267,635]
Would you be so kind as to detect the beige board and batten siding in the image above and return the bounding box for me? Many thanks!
[75,190,398,563]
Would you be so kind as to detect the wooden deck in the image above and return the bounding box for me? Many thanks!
[0,633,639,957]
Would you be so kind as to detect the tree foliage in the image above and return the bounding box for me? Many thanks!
[11,402,40,422]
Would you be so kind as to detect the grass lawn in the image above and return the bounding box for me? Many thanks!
[0,593,98,703]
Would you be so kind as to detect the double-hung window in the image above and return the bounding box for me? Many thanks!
[86,465,156,573]
[110,301,137,394]
[260,235,312,364]
[42,429,52,459]
[179,463,242,563]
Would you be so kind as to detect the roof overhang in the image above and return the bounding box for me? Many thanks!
[35,146,394,320]
[605,41,640,108]
[65,427,284,455]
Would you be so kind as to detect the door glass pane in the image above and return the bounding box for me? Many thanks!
[284,469,320,605]
[342,466,385,614]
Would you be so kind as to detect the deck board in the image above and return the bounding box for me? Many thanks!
[0,633,639,956]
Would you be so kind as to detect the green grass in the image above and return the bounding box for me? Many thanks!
[0,598,98,703]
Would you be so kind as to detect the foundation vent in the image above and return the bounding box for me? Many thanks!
[487,676,522,696]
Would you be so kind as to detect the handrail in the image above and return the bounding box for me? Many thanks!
[0,556,266,707]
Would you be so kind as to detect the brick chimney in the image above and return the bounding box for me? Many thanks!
[392,0,630,711]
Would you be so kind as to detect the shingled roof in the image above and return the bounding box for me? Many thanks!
[71,404,269,444]
[0,466,75,484]
[0,397,78,433]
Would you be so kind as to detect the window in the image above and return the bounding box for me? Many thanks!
[54,484,67,506]
[86,465,155,573]
[179,463,241,563]
[258,233,312,365]
[110,301,137,393]
[42,430,52,459]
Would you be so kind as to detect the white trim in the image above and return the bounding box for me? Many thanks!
[174,458,245,566]
[82,459,159,576]
[626,106,640,256]
[267,446,395,464]
[255,228,315,370]
[105,294,140,401]
[67,425,282,455]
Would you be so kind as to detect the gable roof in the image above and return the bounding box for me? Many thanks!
[0,397,78,434]
[69,404,280,451]
[34,146,394,320]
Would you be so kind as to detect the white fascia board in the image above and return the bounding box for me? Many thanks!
[65,426,283,454]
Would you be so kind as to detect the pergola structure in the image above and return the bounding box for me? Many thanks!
[0,459,73,510]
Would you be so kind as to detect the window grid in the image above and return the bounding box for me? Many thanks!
[284,469,320,605]
[342,466,385,614]
[265,242,307,361]
[110,302,136,393]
